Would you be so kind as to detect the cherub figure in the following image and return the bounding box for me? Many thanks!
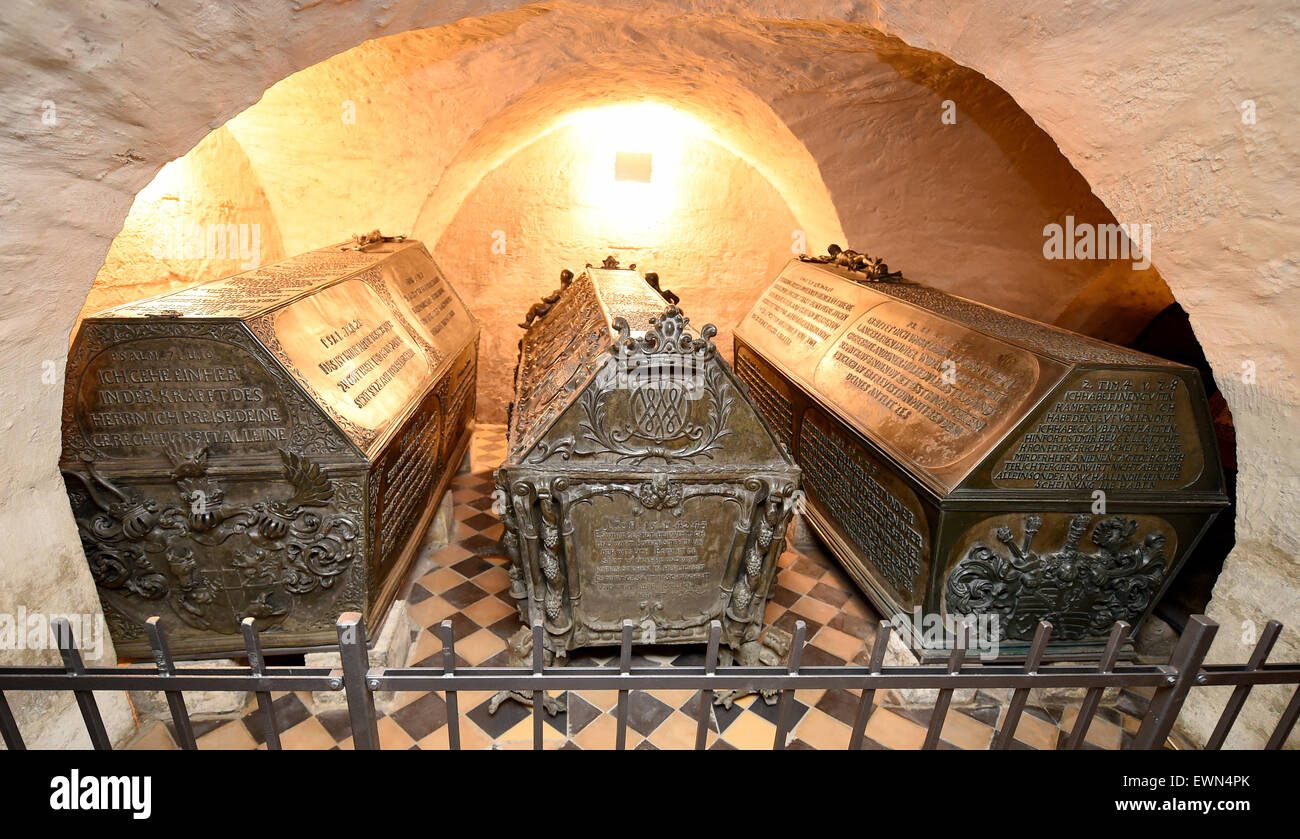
[519,269,574,329]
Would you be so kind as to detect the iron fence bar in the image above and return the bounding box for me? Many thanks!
[994,621,1053,750]
[1194,665,1300,686]
[1133,615,1217,750]
[923,623,967,750]
[0,665,1181,694]
[440,620,460,751]
[337,613,379,751]
[772,621,806,750]
[241,617,281,751]
[0,659,1226,692]
[1065,620,1128,750]
[849,621,891,750]
[360,668,1178,693]
[53,617,111,750]
[1207,620,1281,749]
[531,622,545,751]
[2,659,1176,682]
[0,671,343,691]
[695,621,721,750]
[1264,683,1300,750]
[145,617,196,751]
[615,621,633,751]
[0,691,24,750]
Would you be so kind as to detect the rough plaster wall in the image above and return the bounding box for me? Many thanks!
[743,21,1138,323]
[79,125,286,320]
[224,9,1158,326]
[0,0,1295,747]
[221,8,555,256]
[432,125,802,421]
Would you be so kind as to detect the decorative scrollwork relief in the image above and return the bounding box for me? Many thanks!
[65,447,361,637]
[530,307,734,465]
[945,514,1169,641]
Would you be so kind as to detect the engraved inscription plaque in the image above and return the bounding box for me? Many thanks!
[498,264,800,663]
[798,406,930,611]
[61,238,479,658]
[735,256,1228,657]
[575,495,741,630]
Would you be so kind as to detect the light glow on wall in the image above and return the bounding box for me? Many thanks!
[556,102,702,232]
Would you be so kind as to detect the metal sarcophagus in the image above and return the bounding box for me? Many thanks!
[61,236,479,658]
[499,263,800,661]
[734,253,1228,657]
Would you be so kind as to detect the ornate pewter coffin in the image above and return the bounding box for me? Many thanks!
[499,264,800,660]
[60,237,479,658]
[734,256,1229,658]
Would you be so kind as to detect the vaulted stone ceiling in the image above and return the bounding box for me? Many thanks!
[83,7,1170,418]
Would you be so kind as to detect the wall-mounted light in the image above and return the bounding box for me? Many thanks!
[554,102,703,233]
[614,151,653,183]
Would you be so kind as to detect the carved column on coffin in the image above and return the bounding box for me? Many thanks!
[498,472,528,603]
[724,477,795,646]
[508,479,540,622]
[552,477,583,649]
[712,476,799,708]
[719,477,764,649]
[536,480,574,656]
[757,479,796,611]
[489,476,567,715]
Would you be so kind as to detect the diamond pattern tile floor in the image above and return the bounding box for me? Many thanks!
[127,424,1154,751]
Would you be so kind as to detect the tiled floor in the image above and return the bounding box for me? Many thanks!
[128,424,1156,750]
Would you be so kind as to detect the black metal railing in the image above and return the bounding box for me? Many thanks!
[0,613,1297,750]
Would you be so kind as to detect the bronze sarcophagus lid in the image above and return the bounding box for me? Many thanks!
[60,236,479,658]
[734,252,1229,658]
[498,262,800,663]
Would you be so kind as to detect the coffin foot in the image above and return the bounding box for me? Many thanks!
[488,689,565,716]
[488,626,567,716]
[713,625,793,709]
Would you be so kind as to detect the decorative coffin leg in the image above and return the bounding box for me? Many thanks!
[488,626,566,716]
[714,624,793,708]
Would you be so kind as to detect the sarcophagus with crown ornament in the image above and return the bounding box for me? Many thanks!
[60,235,478,658]
[498,261,800,663]
[734,251,1228,658]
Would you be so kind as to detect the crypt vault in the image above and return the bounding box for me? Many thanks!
[0,1,1294,750]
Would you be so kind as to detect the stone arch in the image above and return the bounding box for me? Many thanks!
[409,71,847,254]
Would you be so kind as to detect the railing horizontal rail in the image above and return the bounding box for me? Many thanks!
[1196,664,1300,687]
[363,667,1178,692]
[0,670,341,692]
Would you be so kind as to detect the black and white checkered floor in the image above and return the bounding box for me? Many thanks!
[128,424,1158,750]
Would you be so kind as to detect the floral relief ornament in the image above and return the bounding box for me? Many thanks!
[945,514,1169,642]
[63,446,360,635]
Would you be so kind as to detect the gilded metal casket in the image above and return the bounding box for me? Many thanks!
[498,262,800,662]
[60,236,479,658]
[734,252,1229,657]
